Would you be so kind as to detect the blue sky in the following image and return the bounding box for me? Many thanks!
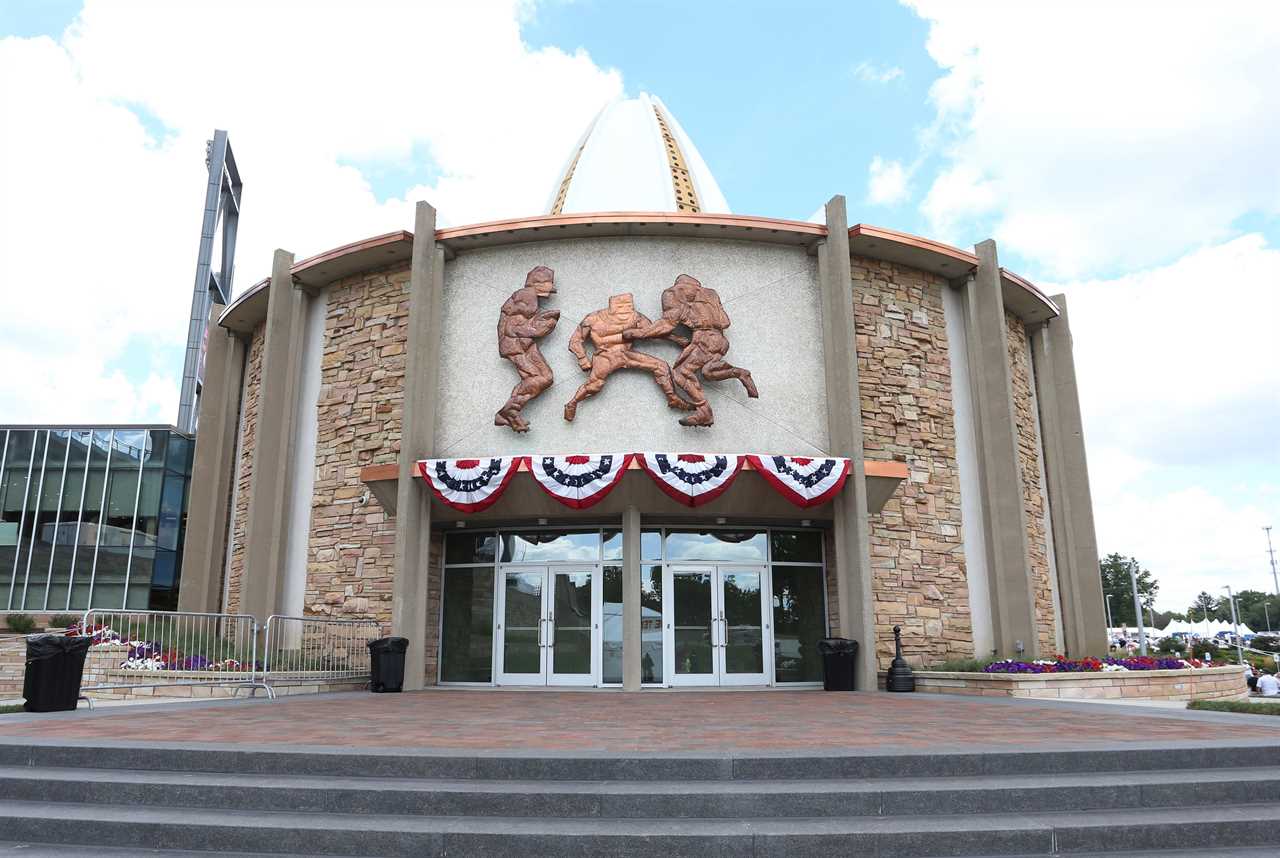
[1,1,1276,610]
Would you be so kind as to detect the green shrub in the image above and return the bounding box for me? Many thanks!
[49,614,78,630]
[1187,699,1280,716]
[3,614,36,634]
[927,657,997,673]
[1156,637,1184,655]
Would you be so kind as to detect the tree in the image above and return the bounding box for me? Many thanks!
[1188,591,1220,625]
[1099,554,1159,626]
[1221,589,1280,633]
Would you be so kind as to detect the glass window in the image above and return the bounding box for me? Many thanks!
[602,529,622,561]
[69,433,110,609]
[148,549,179,612]
[601,565,622,684]
[439,567,494,682]
[165,434,192,475]
[772,565,827,683]
[11,431,49,607]
[642,530,662,561]
[665,529,767,562]
[144,430,168,469]
[126,548,153,609]
[444,532,498,565]
[770,530,823,564]
[641,565,663,684]
[501,531,600,563]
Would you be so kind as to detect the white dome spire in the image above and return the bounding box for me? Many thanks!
[547,93,730,215]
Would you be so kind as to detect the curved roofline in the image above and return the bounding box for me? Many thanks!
[219,214,1057,333]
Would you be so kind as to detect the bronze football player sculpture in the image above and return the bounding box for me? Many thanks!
[624,274,758,427]
[494,265,560,433]
[563,293,694,422]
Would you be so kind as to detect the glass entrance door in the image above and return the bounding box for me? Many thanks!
[496,565,599,686]
[664,564,770,686]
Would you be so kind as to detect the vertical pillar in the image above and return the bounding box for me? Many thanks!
[393,202,441,690]
[178,303,245,613]
[817,195,878,690]
[622,505,642,691]
[964,240,1038,658]
[1030,295,1106,655]
[243,250,306,624]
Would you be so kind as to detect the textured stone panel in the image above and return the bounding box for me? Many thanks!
[224,325,264,615]
[851,257,972,670]
[438,236,827,456]
[1006,313,1058,654]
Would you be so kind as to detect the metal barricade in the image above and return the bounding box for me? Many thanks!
[261,615,381,700]
[78,609,263,699]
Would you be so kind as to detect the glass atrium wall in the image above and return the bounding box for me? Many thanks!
[0,427,193,612]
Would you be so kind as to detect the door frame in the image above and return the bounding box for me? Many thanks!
[494,563,601,687]
[662,563,772,687]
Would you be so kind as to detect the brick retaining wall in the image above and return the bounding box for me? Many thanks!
[913,665,1247,701]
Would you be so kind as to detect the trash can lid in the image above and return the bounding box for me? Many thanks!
[368,636,409,653]
[818,637,858,654]
[25,634,92,658]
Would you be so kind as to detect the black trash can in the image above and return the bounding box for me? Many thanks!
[818,637,858,691]
[367,637,408,693]
[23,635,92,712]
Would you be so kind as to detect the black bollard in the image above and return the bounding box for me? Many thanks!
[886,625,916,692]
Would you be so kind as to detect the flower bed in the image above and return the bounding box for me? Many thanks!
[982,655,1205,674]
[910,662,1247,701]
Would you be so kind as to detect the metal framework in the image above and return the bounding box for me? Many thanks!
[177,130,242,434]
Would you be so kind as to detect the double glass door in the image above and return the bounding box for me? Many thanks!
[664,565,770,686]
[496,565,599,686]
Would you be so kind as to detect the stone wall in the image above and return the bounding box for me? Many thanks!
[851,257,972,669]
[913,665,1248,701]
[223,325,265,615]
[1006,313,1058,654]
[305,263,411,624]
[423,532,443,685]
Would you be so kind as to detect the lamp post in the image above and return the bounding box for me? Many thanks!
[1129,562,1148,656]
[1223,586,1244,666]
[1266,600,1272,634]
[1104,594,1114,649]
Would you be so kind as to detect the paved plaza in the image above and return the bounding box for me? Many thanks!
[1,689,1275,753]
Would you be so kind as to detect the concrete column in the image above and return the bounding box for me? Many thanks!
[622,505,642,691]
[817,195,878,690]
[1030,295,1106,655]
[242,250,307,624]
[393,202,441,691]
[177,304,245,614]
[964,240,1038,658]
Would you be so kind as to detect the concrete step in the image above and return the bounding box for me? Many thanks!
[3,740,1279,781]
[0,764,1277,819]
[0,799,1278,857]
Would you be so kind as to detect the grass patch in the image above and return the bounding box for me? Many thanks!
[0,704,25,715]
[926,657,999,672]
[1188,699,1280,715]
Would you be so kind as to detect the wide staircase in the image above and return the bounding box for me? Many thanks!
[0,740,1277,856]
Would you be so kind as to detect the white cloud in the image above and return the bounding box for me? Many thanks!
[905,0,1280,278]
[852,61,903,84]
[0,0,622,424]
[1050,236,1280,609]
[866,156,910,206]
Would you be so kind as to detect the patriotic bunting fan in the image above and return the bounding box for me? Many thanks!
[637,453,743,507]
[530,453,634,509]
[746,455,850,508]
[416,456,526,513]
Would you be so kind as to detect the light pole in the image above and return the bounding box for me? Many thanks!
[1223,585,1244,665]
[1266,526,1278,599]
[1104,594,1114,648]
[1266,600,1272,634]
[1129,561,1148,656]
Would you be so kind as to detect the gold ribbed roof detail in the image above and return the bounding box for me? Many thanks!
[652,103,700,213]
[550,137,589,215]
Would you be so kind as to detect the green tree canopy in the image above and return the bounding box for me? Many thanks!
[1100,554,1159,627]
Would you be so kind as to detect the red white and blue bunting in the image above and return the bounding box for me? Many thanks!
[746,455,851,509]
[415,453,853,513]
[529,453,634,510]
[415,456,526,513]
[636,453,743,507]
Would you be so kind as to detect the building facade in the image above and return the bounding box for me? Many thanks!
[0,426,194,613]
[180,95,1106,690]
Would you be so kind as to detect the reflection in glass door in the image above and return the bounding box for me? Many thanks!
[664,565,770,686]
[495,565,599,686]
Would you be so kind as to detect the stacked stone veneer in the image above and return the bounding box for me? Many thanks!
[851,257,972,670]
[224,326,265,615]
[305,263,411,624]
[913,665,1247,701]
[1006,313,1058,655]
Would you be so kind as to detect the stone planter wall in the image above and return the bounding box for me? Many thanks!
[912,665,1247,701]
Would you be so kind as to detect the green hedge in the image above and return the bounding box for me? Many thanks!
[1187,699,1280,716]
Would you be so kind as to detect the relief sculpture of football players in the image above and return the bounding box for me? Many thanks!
[563,293,694,422]
[623,274,758,427]
[494,265,560,433]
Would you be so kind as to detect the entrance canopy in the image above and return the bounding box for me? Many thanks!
[360,453,907,522]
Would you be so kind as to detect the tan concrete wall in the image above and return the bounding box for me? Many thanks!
[852,257,972,669]
[305,263,411,623]
[914,665,1248,701]
[1006,313,1058,654]
[224,325,265,615]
